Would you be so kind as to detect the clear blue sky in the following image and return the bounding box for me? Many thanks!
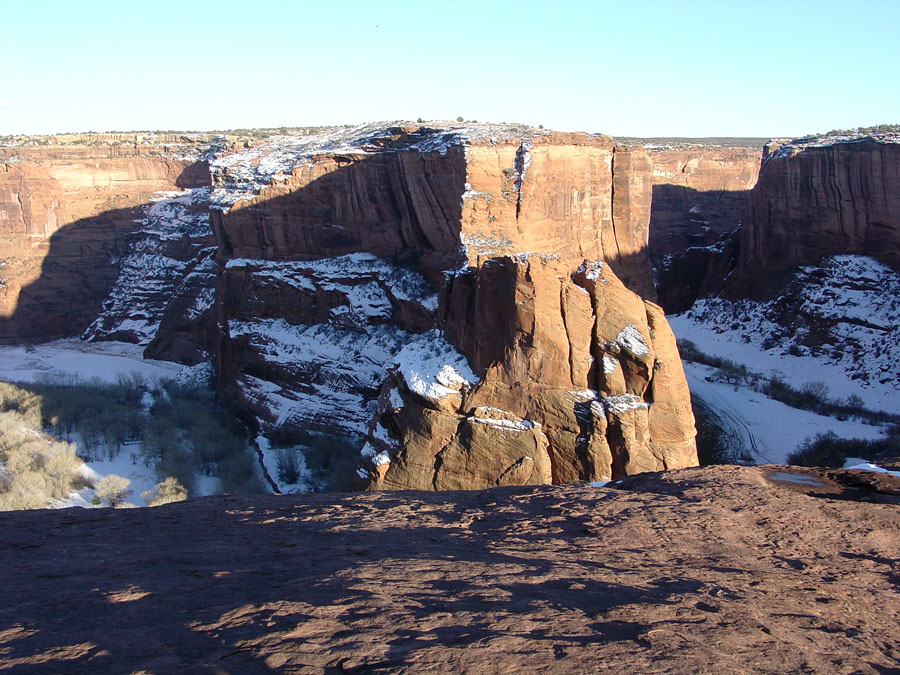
[2,0,898,137]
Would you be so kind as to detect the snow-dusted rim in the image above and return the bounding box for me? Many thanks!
[207,120,555,209]
[765,130,900,163]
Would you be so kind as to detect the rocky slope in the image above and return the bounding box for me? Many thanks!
[729,132,900,298]
[1,463,898,673]
[676,253,900,405]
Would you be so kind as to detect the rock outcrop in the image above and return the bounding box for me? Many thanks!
[359,255,696,489]
[210,124,657,297]
[2,464,899,673]
[205,123,697,488]
[0,122,699,489]
[729,134,900,297]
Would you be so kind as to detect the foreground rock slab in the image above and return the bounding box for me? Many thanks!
[1,464,899,673]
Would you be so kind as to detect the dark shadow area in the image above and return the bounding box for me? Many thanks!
[648,184,751,313]
[0,203,142,343]
[209,138,468,288]
[648,184,751,258]
[0,487,740,673]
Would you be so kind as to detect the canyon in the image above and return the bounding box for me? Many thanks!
[2,123,765,491]
[2,123,899,673]
[3,123,899,496]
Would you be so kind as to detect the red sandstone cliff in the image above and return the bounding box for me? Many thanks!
[730,135,900,297]
[358,255,696,489]
[645,146,761,312]
[204,123,697,487]
[0,123,699,489]
[0,143,209,341]
[211,126,657,299]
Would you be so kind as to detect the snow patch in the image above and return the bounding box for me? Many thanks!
[394,331,478,403]
[602,354,619,374]
[602,394,649,415]
[577,260,604,281]
[617,324,649,357]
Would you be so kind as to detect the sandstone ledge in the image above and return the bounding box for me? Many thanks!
[1,464,898,673]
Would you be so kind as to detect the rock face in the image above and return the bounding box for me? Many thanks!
[205,123,697,488]
[645,146,761,312]
[0,143,210,342]
[0,122,698,489]
[730,135,900,298]
[211,125,656,297]
[2,464,899,673]
[360,255,696,489]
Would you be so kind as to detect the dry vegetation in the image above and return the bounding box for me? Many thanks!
[0,380,217,511]
[0,383,88,510]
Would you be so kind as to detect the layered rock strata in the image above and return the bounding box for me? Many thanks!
[210,124,656,298]
[1,123,699,489]
[0,143,209,341]
[206,123,697,487]
[730,134,900,297]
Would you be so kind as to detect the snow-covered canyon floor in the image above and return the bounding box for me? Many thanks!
[669,256,900,464]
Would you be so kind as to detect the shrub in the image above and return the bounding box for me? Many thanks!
[141,477,188,506]
[0,471,51,511]
[275,448,304,485]
[95,474,131,506]
[788,432,900,468]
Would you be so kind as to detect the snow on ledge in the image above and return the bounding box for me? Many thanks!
[394,331,478,403]
[602,394,650,415]
[617,324,649,357]
[470,406,539,432]
[577,260,604,281]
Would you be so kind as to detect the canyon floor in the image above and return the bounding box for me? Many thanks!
[1,464,899,674]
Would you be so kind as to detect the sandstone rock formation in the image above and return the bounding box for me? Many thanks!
[211,125,656,297]
[0,143,210,341]
[204,123,697,488]
[730,134,900,298]
[0,123,699,489]
[358,255,696,489]
[645,146,761,312]
[2,463,898,673]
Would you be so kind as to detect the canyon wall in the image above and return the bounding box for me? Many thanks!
[0,143,209,341]
[0,123,699,488]
[211,127,656,297]
[646,146,761,312]
[729,136,900,297]
[206,124,696,488]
